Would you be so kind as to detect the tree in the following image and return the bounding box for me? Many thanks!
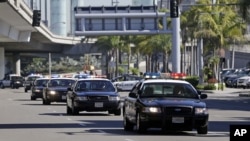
[238,0,250,22]
[182,0,246,81]
[95,36,121,78]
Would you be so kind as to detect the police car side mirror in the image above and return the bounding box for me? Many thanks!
[200,94,207,99]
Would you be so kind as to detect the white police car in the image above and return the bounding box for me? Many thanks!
[112,74,142,91]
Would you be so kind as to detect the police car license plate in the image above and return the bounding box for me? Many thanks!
[172,117,184,123]
[95,102,103,108]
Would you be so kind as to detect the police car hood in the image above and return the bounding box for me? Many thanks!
[140,97,206,107]
[48,87,69,91]
[115,80,138,84]
[76,91,118,96]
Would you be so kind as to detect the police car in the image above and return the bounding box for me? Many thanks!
[111,74,143,91]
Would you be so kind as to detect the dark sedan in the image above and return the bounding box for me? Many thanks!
[66,78,121,115]
[123,79,209,134]
[42,78,76,105]
[30,78,50,100]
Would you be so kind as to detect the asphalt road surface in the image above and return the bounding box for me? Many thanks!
[0,88,250,141]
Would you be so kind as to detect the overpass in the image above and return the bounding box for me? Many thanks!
[0,0,82,78]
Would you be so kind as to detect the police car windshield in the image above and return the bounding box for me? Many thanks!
[75,80,115,92]
[141,83,199,99]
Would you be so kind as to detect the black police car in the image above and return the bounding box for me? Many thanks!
[66,78,121,115]
[31,78,50,100]
[42,78,76,105]
[123,79,209,134]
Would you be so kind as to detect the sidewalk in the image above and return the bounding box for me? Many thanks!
[201,87,250,97]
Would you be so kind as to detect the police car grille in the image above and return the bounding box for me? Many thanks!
[165,107,193,115]
[88,96,108,101]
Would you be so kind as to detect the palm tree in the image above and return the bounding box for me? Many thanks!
[94,36,121,78]
[183,0,246,81]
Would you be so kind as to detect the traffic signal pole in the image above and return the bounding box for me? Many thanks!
[172,17,181,73]
[170,0,181,73]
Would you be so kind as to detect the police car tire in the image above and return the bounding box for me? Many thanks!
[197,125,208,134]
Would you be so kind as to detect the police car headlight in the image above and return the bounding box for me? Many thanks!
[34,89,41,92]
[143,107,161,113]
[75,96,88,101]
[49,91,56,95]
[109,96,120,101]
[195,108,208,115]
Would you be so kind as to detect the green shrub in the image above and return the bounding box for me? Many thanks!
[203,84,216,90]
[217,83,224,90]
[185,76,199,88]
[196,84,204,90]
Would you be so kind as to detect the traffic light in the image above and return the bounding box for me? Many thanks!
[170,0,179,18]
[32,10,41,26]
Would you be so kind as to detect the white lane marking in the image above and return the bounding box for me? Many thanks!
[78,123,86,127]
[125,139,135,141]
[67,118,72,120]
[97,129,106,134]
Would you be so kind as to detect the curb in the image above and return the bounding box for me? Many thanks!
[239,93,250,97]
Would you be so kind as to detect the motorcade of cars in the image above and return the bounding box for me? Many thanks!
[123,79,209,134]
[24,74,43,92]
[111,74,143,91]
[42,78,77,105]
[66,78,121,115]
[30,78,50,100]
[0,74,24,89]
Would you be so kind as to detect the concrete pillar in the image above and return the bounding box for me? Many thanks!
[50,0,67,36]
[16,57,21,76]
[0,47,4,79]
[13,53,21,76]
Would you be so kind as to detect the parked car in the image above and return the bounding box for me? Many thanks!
[225,76,241,88]
[111,74,143,91]
[30,78,50,100]
[224,69,250,86]
[42,78,76,105]
[123,79,209,134]
[66,78,121,115]
[237,75,250,89]
[0,74,24,89]
[24,74,43,92]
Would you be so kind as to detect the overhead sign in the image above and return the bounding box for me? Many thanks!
[74,5,171,36]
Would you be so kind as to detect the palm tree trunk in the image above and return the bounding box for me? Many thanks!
[115,48,119,77]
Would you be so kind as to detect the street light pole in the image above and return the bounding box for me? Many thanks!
[49,53,51,78]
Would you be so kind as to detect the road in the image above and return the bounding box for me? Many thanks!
[0,88,250,141]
